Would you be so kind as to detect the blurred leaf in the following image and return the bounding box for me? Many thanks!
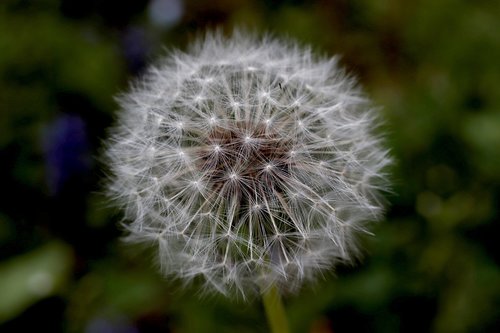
[462,112,500,180]
[433,244,500,333]
[0,241,73,323]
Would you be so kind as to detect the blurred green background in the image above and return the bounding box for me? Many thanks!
[1,0,499,332]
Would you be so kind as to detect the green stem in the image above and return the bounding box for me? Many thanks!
[262,285,290,333]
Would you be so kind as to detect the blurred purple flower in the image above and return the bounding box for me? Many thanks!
[43,114,91,195]
[121,27,151,74]
[85,316,139,333]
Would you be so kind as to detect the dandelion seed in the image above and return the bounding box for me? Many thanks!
[104,31,391,298]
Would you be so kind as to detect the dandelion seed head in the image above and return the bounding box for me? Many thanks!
[105,31,391,298]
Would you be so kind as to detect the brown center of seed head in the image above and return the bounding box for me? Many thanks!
[198,121,293,193]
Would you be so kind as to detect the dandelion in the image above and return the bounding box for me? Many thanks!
[104,31,391,303]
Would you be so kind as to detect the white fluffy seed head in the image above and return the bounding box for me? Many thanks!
[104,31,392,298]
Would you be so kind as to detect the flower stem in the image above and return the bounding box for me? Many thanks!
[262,285,290,333]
